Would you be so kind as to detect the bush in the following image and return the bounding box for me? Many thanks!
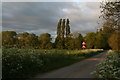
[93,50,120,79]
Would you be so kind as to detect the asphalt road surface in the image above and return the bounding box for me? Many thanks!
[34,51,106,78]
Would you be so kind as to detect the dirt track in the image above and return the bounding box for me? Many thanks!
[34,51,106,78]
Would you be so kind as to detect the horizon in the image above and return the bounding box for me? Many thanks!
[2,2,101,39]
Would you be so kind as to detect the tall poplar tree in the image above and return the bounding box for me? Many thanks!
[55,19,63,49]
[66,19,70,38]
[57,19,62,38]
[55,18,71,49]
[65,19,71,49]
[62,19,65,40]
[61,19,66,48]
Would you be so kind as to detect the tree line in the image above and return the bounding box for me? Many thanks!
[1,1,119,50]
[97,1,120,51]
[84,1,120,51]
[54,19,83,49]
[0,19,84,50]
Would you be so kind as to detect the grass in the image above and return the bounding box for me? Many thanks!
[2,49,103,78]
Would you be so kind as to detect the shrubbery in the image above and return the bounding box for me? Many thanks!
[93,50,120,79]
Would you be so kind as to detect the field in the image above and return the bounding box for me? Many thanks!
[93,50,120,79]
[2,49,103,78]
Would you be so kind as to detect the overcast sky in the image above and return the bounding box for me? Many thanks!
[2,2,101,39]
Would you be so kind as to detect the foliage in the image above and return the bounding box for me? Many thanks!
[93,50,120,79]
[84,32,110,49]
[55,19,63,49]
[100,1,120,31]
[55,18,71,49]
[108,32,120,51]
[66,32,83,50]
[38,33,53,49]
[55,37,63,49]
[2,49,103,78]
[84,32,96,49]
[66,19,70,38]
[57,19,62,38]
[95,1,120,50]
[61,19,66,48]
[97,19,116,49]
[2,31,54,49]
[17,32,39,49]
[61,19,65,40]
[97,1,120,50]
[95,32,110,49]
[2,31,17,48]
[101,19,116,34]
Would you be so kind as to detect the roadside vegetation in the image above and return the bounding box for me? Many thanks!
[92,1,120,79]
[2,49,103,78]
[93,50,120,79]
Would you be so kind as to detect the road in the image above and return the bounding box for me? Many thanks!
[34,51,106,78]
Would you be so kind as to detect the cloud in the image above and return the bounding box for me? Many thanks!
[2,2,101,38]
[2,0,104,2]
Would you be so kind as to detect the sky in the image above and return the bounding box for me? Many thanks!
[2,0,105,2]
[2,2,102,39]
